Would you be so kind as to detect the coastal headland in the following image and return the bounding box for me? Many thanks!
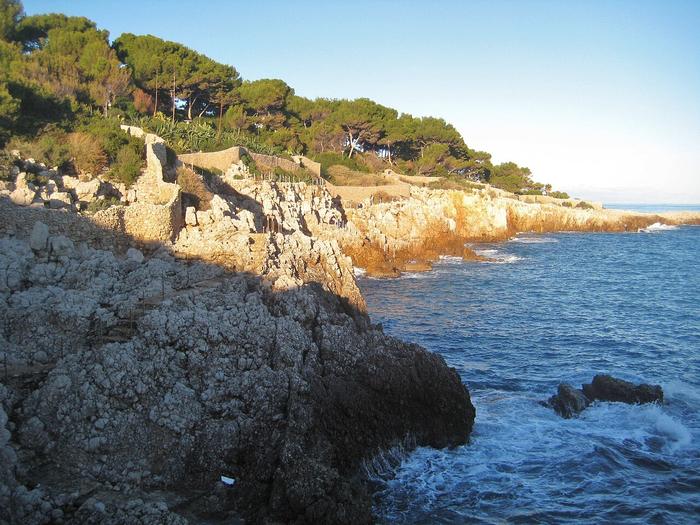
[1,130,697,522]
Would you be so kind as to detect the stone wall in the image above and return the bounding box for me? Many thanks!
[293,155,322,177]
[326,182,411,204]
[0,198,133,252]
[178,148,323,179]
[178,147,242,173]
[248,152,301,174]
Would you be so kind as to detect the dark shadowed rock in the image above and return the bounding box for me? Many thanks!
[582,374,663,405]
[546,383,591,418]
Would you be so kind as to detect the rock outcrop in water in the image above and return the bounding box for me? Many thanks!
[546,375,664,418]
[582,374,664,405]
[545,384,592,418]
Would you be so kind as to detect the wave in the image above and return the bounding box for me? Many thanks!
[509,236,559,244]
[485,254,524,264]
[399,272,430,280]
[472,247,524,264]
[638,222,678,233]
[373,396,694,522]
[353,267,367,277]
[474,248,499,255]
[438,255,463,262]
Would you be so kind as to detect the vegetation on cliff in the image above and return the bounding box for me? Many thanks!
[0,0,564,195]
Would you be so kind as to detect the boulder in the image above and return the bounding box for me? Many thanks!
[48,192,73,209]
[29,221,49,251]
[75,179,102,203]
[209,195,231,221]
[582,374,663,405]
[196,210,214,225]
[126,248,144,264]
[15,172,34,190]
[185,206,197,226]
[10,187,36,206]
[49,235,74,257]
[546,383,590,418]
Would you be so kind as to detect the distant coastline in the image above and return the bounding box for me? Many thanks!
[605,203,700,213]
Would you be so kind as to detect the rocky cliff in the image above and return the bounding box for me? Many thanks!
[3,131,699,523]
[338,186,700,276]
[0,131,476,524]
[0,221,474,524]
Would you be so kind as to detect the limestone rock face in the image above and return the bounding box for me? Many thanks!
[0,228,475,524]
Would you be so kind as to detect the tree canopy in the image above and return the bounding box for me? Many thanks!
[0,0,567,196]
[113,33,241,120]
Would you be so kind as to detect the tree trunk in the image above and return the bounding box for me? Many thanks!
[387,142,392,165]
[171,72,176,123]
[217,98,224,141]
[153,73,159,117]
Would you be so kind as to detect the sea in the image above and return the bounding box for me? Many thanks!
[358,220,700,524]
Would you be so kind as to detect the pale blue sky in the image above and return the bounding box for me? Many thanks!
[23,0,700,203]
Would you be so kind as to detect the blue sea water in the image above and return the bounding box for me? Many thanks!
[358,225,700,524]
[605,203,700,213]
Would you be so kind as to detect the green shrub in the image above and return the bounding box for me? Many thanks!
[80,117,144,163]
[240,151,260,177]
[577,201,594,210]
[85,196,121,214]
[561,201,572,208]
[109,147,143,187]
[8,128,71,169]
[0,150,18,182]
[549,191,570,199]
[312,152,369,179]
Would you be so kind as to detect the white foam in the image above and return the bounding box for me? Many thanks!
[653,411,692,453]
[439,255,463,261]
[509,236,559,244]
[483,254,523,264]
[399,272,429,280]
[663,380,700,403]
[638,222,678,233]
[353,267,366,277]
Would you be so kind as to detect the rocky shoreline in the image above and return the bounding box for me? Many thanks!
[1,131,698,523]
[0,219,474,524]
